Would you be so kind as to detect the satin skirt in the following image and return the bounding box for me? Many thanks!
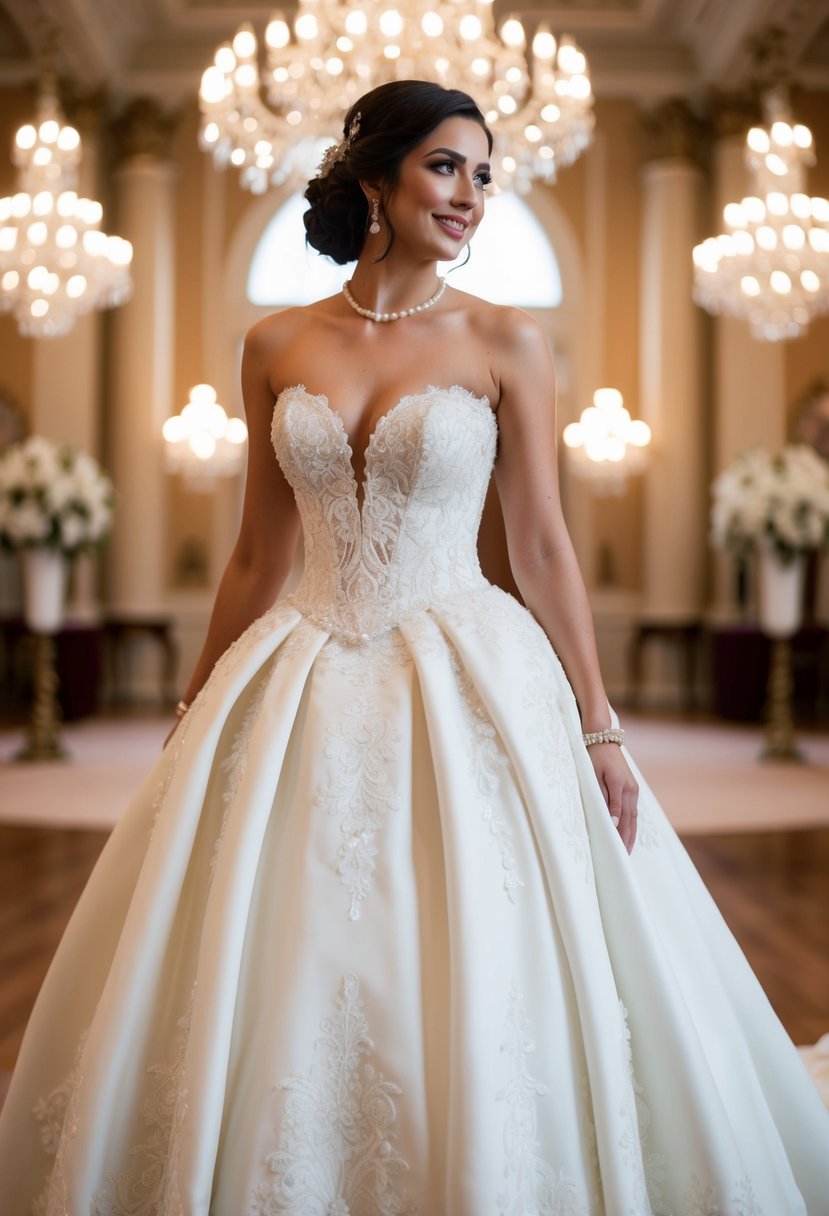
[2,585,828,1216]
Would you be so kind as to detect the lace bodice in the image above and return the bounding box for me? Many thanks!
[271,384,497,643]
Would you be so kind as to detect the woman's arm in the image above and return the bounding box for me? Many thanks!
[175,321,300,712]
[492,309,638,852]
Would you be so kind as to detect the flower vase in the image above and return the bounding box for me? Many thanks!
[757,548,805,763]
[757,548,805,638]
[20,547,67,634]
[16,547,68,762]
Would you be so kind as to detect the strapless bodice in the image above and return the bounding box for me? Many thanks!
[271,385,497,643]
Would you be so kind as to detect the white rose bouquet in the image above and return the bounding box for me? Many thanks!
[0,436,114,556]
[710,444,829,566]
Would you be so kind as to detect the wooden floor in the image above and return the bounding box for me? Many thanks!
[0,825,828,1074]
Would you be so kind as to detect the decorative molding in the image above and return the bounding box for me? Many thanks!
[707,87,762,140]
[109,96,179,164]
[61,82,108,134]
[640,97,706,163]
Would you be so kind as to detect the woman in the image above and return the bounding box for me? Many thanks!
[1,79,828,1216]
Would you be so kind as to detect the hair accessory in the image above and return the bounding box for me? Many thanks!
[582,726,625,747]
[316,112,361,179]
[369,197,381,235]
[342,276,446,322]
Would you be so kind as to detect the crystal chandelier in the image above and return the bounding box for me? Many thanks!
[162,384,248,492]
[0,90,133,339]
[562,388,651,496]
[199,2,594,195]
[693,90,829,342]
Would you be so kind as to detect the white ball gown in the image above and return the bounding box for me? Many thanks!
[1,384,828,1216]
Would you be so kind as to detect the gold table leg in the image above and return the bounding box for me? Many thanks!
[760,637,803,763]
[15,634,69,763]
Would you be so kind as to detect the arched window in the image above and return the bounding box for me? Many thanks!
[247,190,562,309]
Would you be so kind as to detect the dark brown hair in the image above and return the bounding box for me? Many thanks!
[303,79,492,265]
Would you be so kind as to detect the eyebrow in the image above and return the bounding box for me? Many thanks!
[423,146,491,171]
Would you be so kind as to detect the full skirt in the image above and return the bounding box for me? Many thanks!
[1,585,828,1215]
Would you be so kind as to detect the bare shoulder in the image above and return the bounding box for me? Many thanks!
[453,294,553,403]
[243,298,342,396]
[244,304,319,358]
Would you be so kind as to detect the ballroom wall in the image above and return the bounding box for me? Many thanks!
[1,83,828,702]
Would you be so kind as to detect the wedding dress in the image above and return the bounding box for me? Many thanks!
[1,385,828,1216]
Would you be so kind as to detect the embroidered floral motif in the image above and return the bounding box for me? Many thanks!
[732,1177,763,1216]
[315,686,401,921]
[523,671,593,883]
[497,982,589,1216]
[683,1172,766,1216]
[271,386,496,646]
[617,999,668,1215]
[149,701,194,835]
[250,972,414,1216]
[91,986,196,1216]
[684,1174,720,1216]
[196,601,300,704]
[32,1032,88,1216]
[210,664,275,880]
[445,643,524,903]
[149,601,302,841]
[318,629,410,687]
[32,1031,87,1157]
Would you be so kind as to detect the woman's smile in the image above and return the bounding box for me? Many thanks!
[433,213,469,239]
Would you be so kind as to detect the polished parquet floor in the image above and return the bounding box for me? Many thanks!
[1,822,827,1080]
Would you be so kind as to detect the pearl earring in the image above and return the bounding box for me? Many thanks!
[369,198,381,235]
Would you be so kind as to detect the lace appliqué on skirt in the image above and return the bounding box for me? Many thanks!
[522,671,593,884]
[448,642,524,904]
[497,982,589,1216]
[32,1032,87,1216]
[91,986,196,1216]
[250,972,414,1216]
[315,686,401,922]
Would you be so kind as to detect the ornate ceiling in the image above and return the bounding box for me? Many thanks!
[0,0,826,104]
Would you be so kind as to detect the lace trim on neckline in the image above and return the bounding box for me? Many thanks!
[274,383,496,523]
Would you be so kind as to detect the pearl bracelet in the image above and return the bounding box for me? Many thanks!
[582,727,625,748]
[174,699,190,720]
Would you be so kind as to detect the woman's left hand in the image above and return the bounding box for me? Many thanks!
[588,743,638,854]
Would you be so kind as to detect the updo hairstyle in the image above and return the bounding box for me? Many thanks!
[303,80,492,265]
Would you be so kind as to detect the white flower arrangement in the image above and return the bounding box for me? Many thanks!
[710,444,829,565]
[0,436,114,556]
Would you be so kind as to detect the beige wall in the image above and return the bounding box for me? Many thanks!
[0,85,37,429]
[784,91,829,431]
[589,99,644,593]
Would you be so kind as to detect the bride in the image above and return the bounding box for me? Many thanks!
[1,79,828,1216]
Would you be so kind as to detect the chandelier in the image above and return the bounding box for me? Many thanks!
[693,89,829,342]
[0,90,133,339]
[162,384,248,491]
[198,2,594,195]
[562,388,651,496]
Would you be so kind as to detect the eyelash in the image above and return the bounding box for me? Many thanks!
[430,159,492,189]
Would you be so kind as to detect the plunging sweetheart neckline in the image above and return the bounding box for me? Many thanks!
[275,383,494,516]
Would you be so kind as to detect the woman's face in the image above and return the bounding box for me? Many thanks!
[381,116,492,262]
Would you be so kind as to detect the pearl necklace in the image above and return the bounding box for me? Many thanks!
[342,277,446,322]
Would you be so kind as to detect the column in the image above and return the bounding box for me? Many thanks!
[708,94,786,621]
[31,91,106,623]
[107,98,178,618]
[639,100,706,622]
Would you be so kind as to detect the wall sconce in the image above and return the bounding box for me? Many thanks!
[562,387,651,495]
[162,384,247,491]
